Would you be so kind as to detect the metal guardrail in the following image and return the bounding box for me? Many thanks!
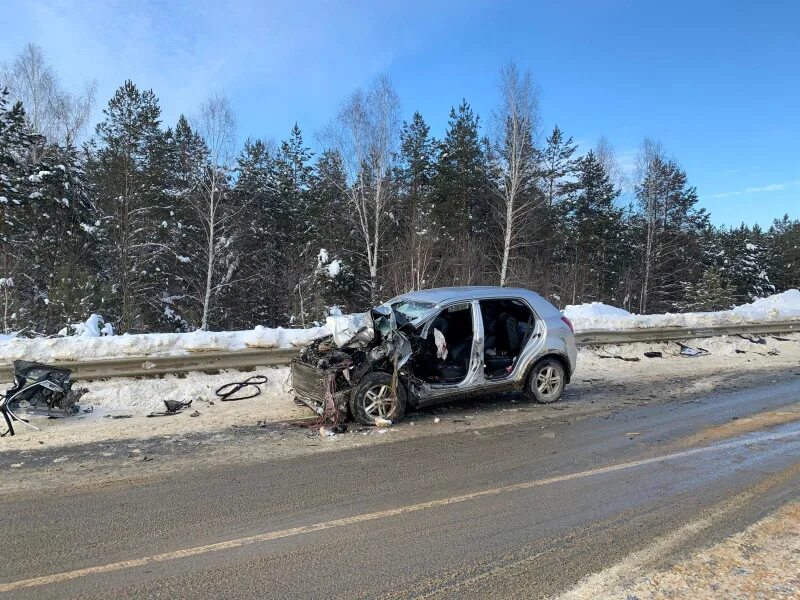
[0,348,301,384]
[574,320,800,346]
[0,321,798,383]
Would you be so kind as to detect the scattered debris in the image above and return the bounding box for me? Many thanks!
[643,351,663,358]
[434,417,441,423]
[189,410,201,417]
[82,406,94,413]
[141,361,157,370]
[676,342,709,357]
[772,336,797,342]
[147,399,192,417]
[598,353,641,362]
[737,333,766,345]
[215,375,269,401]
[374,417,392,428]
[104,414,132,419]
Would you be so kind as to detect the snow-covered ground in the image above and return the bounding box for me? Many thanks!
[563,289,800,331]
[2,366,304,451]
[0,290,797,364]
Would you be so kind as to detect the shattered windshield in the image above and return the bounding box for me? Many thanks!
[390,300,436,324]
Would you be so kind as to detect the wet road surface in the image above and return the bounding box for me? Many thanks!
[1,377,799,599]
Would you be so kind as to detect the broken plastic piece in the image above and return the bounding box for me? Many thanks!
[676,343,709,357]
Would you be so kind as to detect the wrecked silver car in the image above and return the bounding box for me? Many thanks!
[291,286,577,425]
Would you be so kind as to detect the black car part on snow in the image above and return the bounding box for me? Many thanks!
[0,360,75,436]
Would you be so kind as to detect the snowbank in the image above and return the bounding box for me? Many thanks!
[0,290,797,364]
[0,325,328,364]
[564,289,800,331]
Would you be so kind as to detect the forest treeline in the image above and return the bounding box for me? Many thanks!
[1,44,797,335]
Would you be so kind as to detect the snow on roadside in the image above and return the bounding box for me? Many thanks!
[78,366,292,415]
[0,290,797,364]
[564,289,800,331]
[0,325,328,364]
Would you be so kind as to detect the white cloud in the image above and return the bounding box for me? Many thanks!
[707,180,800,199]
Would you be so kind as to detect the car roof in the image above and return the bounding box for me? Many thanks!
[393,286,551,306]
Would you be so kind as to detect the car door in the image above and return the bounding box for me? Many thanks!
[413,300,484,403]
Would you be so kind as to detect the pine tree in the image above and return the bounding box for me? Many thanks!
[717,224,775,302]
[393,111,437,292]
[561,151,624,303]
[682,267,735,311]
[19,142,103,332]
[273,124,315,324]
[433,101,489,241]
[540,125,579,208]
[766,215,800,292]
[160,115,208,330]
[307,149,361,314]
[0,89,37,331]
[89,80,172,332]
[221,138,278,328]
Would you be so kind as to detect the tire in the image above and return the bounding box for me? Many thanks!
[349,371,407,426]
[525,358,566,404]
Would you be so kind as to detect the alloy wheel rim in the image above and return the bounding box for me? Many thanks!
[536,366,562,398]
[363,384,396,419]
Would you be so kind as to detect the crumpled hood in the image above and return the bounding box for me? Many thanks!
[324,307,413,368]
[326,312,372,348]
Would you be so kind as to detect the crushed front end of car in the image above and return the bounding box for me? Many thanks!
[291,306,414,421]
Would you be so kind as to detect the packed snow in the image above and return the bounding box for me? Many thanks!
[0,325,327,364]
[564,289,800,331]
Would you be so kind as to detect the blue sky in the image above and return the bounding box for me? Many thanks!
[2,0,797,227]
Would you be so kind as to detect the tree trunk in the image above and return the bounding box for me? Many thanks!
[200,185,216,330]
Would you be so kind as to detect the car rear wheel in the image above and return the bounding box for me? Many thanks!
[350,371,407,426]
[526,358,565,404]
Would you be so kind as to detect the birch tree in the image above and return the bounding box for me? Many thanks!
[191,93,237,330]
[635,138,665,313]
[322,75,400,303]
[1,43,95,150]
[491,62,540,287]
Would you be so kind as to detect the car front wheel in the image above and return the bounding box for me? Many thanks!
[349,371,407,426]
[526,358,565,404]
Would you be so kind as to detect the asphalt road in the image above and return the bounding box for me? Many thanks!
[2,376,799,599]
